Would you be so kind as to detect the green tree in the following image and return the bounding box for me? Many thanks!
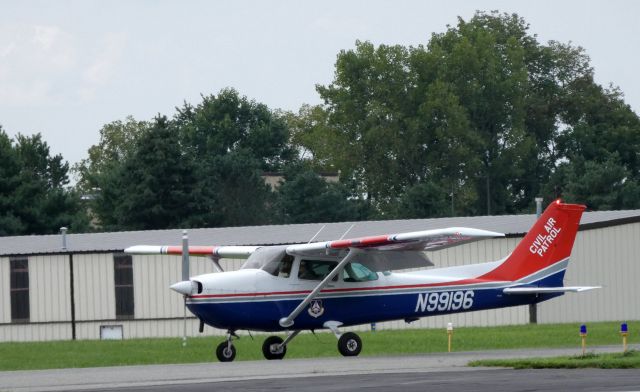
[86,90,296,230]
[275,168,368,223]
[173,89,295,226]
[0,128,23,235]
[393,182,451,219]
[74,116,149,194]
[94,116,202,230]
[548,83,640,209]
[546,154,640,210]
[306,11,623,217]
[315,42,415,209]
[0,128,88,236]
[204,151,276,227]
[175,88,294,170]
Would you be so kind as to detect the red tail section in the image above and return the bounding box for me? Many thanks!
[480,200,586,282]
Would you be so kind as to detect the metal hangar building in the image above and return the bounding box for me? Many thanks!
[1,209,639,342]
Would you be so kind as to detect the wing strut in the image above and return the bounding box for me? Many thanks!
[279,248,360,328]
[208,256,224,273]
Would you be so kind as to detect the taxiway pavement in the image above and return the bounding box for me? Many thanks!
[1,345,638,392]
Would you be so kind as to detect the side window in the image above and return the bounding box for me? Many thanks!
[114,254,134,319]
[10,257,30,322]
[343,262,378,282]
[298,260,338,281]
[277,255,294,278]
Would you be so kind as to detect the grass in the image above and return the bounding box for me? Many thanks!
[0,321,637,371]
[469,350,640,369]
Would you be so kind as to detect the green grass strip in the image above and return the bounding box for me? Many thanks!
[470,350,640,369]
[0,321,637,371]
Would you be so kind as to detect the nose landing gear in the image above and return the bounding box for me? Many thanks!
[215,330,238,362]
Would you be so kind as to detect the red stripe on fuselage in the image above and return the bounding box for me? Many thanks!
[189,277,496,299]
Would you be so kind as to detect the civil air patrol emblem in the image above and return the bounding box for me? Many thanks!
[308,299,324,318]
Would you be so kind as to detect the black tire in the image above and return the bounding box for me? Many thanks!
[338,332,362,357]
[216,341,236,362]
[262,335,287,360]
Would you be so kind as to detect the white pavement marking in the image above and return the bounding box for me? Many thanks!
[0,345,636,392]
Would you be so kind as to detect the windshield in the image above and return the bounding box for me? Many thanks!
[240,245,289,276]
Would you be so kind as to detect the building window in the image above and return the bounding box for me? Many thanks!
[10,258,29,322]
[114,254,134,319]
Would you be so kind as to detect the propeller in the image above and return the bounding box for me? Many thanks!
[175,230,205,334]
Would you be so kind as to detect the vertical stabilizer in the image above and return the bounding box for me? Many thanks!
[481,200,585,282]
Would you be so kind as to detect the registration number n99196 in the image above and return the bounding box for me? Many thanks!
[414,290,474,313]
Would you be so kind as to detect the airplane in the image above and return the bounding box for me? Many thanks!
[125,200,598,362]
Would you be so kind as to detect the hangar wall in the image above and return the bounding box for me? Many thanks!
[537,222,640,323]
[1,222,638,342]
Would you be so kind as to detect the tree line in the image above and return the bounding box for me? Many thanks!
[2,11,639,236]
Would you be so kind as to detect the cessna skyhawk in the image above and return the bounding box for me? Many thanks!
[126,200,597,362]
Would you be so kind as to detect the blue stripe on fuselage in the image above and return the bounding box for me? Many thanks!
[187,270,566,332]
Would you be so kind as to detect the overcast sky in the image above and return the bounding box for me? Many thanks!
[1,0,639,168]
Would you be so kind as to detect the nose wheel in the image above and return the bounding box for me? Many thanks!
[216,330,238,362]
[216,341,236,362]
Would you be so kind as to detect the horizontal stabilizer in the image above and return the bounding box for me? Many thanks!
[503,286,601,295]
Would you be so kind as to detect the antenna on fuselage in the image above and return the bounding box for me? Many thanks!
[307,224,327,243]
[338,223,355,240]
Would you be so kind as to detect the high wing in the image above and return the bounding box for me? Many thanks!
[124,245,259,259]
[285,227,504,271]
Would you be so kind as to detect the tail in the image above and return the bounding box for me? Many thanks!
[481,200,586,285]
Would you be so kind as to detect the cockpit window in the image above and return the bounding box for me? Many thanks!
[298,259,338,281]
[240,245,288,276]
[342,262,378,282]
[277,255,294,278]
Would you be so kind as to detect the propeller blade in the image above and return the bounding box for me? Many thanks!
[181,230,189,281]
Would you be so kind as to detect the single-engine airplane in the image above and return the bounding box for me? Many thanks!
[125,200,598,362]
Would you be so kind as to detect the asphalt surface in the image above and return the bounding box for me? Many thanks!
[89,370,640,392]
[1,345,638,392]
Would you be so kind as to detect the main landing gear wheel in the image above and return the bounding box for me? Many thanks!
[338,332,362,357]
[216,341,236,362]
[262,336,287,360]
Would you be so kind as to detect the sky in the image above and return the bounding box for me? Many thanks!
[1,0,639,169]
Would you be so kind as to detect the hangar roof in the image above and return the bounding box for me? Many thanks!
[1,208,640,256]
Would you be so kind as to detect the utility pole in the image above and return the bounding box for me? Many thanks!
[450,182,455,217]
[529,197,543,324]
[182,230,189,347]
[486,175,491,215]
